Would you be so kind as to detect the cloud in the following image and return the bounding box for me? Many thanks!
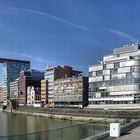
[0,51,54,64]
[109,29,140,43]
[9,7,91,32]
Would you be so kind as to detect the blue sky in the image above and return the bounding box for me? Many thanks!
[0,0,140,83]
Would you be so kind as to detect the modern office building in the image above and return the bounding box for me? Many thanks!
[89,44,140,106]
[18,70,42,105]
[0,58,30,105]
[45,65,82,104]
[41,80,48,104]
[54,76,88,108]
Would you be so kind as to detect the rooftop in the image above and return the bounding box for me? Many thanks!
[0,58,30,63]
[45,65,82,73]
[27,69,44,73]
[113,43,140,54]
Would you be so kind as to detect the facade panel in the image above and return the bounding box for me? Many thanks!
[53,76,88,107]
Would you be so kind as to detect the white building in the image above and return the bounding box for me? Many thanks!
[27,86,35,105]
[27,86,41,106]
[89,44,140,106]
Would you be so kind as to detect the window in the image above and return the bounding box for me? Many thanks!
[103,75,105,81]
[89,72,93,77]
[110,68,118,74]
[96,70,103,76]
[126,72,132,78]
[103,64,106,69]
[114,62,120,68]
[94,87,99,92]
[117,54,120,57]
[130,66,135,72]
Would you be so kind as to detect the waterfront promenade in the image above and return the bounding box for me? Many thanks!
[115,126,140,140]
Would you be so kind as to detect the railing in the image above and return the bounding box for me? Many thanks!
[0,122,109,140]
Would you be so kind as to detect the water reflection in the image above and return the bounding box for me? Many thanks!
[0,112,76,136]
[0,112,109,140]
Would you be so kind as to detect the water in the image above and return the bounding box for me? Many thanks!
[0,111,109,140]
[0,111,78,136]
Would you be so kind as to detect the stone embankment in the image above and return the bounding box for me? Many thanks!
[9,106,140,123]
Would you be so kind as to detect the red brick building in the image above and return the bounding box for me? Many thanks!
[18,71,41,105]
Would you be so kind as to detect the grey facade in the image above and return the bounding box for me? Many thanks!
[89,44,140,107]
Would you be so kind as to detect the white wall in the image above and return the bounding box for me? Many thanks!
[89,76,103,82]
[89,65,103,72]
[103,70,110,75]
[106,63,114,69]
[104,75,110,80]
[118,67,130,73]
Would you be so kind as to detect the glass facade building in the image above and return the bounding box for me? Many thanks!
[1,59,30,105]
[28,69,44,79]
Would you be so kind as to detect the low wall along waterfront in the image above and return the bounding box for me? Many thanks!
[12,106,140,123]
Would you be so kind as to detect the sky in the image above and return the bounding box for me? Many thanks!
[0,0,140,83]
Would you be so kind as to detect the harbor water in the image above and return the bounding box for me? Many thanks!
[0,111,109,140]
